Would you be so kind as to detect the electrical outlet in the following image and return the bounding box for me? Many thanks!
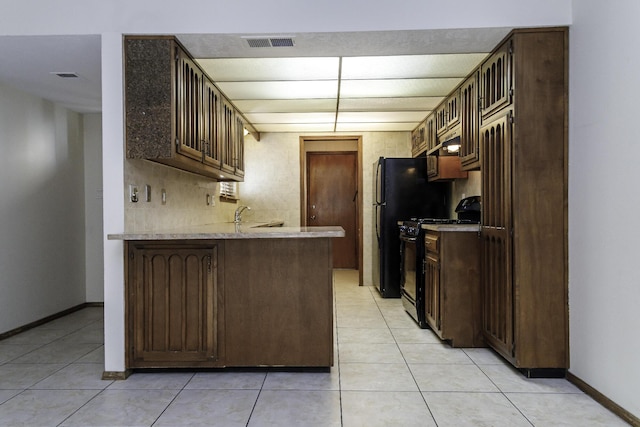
[129,185,138,203]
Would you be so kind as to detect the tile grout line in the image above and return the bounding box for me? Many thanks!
[371,286,440,426]
[462,348,535,426]
[149,372,196,427]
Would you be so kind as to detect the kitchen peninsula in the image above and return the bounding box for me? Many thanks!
[108,224,344,372]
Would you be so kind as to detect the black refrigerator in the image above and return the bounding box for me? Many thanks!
[372,157,447,297]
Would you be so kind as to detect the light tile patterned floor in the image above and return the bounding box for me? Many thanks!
[0,270,629,426]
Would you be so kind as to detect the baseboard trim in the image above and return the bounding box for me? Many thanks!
[567,371,639,426]
[102,370,131,381]
[0,302,103,341]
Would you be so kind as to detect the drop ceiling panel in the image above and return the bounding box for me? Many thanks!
[339,97,441,111]
[335,122,417,132]
[341,53,488,79]
[254,123,336,132]
[197,57,340,81]
[340,78,463,98]
[337,111,427,123]
[184,32,502,133]
[245,112,336,124]
[217,80,338,99]
[234,99,336,113]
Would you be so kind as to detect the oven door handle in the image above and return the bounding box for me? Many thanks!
[400,236,417,243]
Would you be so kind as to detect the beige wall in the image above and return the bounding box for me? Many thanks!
[124,131,480,287]
[242,131,412,286]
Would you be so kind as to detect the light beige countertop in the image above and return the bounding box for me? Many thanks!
[421,223,480,232]
[108,222,345,240]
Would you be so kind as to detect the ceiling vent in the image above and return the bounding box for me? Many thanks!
[51,72,79,78]
[245,37,295,48]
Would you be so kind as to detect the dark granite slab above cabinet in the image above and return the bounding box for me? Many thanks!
[125,37,173,159]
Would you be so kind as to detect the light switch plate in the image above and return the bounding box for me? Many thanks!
[129,184,138,203]
[145,185,151,202]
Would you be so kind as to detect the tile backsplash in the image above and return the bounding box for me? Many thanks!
[449,170,481,217]
[124,159,237,231]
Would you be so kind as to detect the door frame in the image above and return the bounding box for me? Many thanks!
[300,136,363,286]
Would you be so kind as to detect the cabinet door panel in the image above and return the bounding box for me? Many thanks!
[220,100,235,174]
[202,80,221,168]
[425,116,436,151]
[446,89,460,128]
[480,41,512,119]
[128,244,219,367]
[234,115,245,177]
[460,72,480,170]
[411,120,427,157]
[435,103,448,136]
[480,110,514,360]
[175,48,204,162]
[424,252,441,333]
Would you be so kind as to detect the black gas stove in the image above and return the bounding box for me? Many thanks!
[398,196,481,328]
[399,218,478,237]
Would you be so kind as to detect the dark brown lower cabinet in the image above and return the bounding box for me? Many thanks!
[126,241,224,368]
[223,239,334,367]
[125,237,335,369]
[424,229,484,347]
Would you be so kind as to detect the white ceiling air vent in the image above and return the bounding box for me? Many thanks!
[51,72,79,78]
[245,37,295,48]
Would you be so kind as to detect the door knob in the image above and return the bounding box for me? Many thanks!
[310,215,316,220]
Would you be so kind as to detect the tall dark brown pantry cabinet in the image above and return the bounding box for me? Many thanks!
[480,28,568,376]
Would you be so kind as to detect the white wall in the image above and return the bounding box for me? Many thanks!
[83,114,104,302]
[0,83,86,334]
[0,0,571,36]
[569,0,640,417]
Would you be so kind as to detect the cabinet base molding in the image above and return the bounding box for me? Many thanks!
[101,370,131,381]
[567,372,640,427]
[518,367,566,379]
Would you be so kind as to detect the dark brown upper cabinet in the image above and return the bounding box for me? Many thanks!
[125,36,244,181]
[460,71,480,170]
[480,39,512,120]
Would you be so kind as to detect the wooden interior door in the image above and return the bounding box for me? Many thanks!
[307,152,358,269]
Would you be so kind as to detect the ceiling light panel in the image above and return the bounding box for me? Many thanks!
[254,123,336,132]
[245,112,336,124]
[216,80,338,100]
[341,53,488,79]
[340,78,462,98]
[234,99,337,113]
[337,111,428,123]
[335,122,417,132]
[339,96,441,111]
[197,57,339,81]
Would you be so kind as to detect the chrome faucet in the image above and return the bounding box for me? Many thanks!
[234,205,250,223]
